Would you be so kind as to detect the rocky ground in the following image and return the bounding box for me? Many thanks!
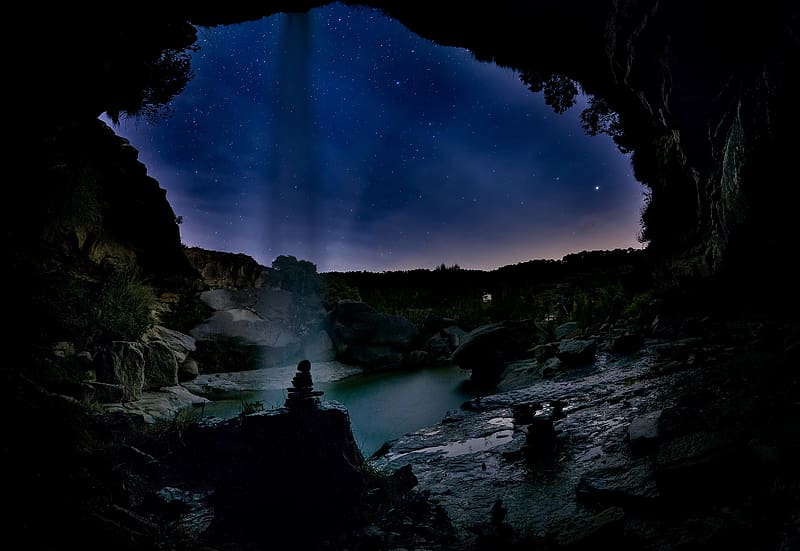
[100,360,362,423]
[371,321,800,549]
[13,314,799,550]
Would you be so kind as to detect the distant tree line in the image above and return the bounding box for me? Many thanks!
[318,248,654,330]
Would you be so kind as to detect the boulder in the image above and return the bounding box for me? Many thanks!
[497,360,543,392]
[555,321,579,340]
[83,381,124,403]
[178,357,199,381]
[532,342,558,362]
[96,341,146,401]
[540,357,562,378]
[180,402,366,542]
[144,325,196,364]
[143,340,179,390]
[102,386,210,424]
[629,410,663,456]
[190,286,317,370]
[452,320,543,381]
[556,339,597,366]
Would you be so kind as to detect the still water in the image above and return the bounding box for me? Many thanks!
[201,364,477,456]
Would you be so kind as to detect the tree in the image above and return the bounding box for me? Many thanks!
[105,41,199,124]
[520,70,579,114]
[271,255,321,296]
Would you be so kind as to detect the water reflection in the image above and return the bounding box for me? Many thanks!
[201,364,478,456]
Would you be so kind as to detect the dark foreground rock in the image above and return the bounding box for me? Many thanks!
[179,402,367,546]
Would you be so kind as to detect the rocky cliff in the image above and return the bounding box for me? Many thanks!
[184,246,270,289]
[16,116,200,363]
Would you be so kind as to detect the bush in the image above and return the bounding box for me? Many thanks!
[93,265,156,342]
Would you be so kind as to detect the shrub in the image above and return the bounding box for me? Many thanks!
[93,265,156,342]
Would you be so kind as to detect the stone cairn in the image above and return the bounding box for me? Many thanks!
[285,359,324,409]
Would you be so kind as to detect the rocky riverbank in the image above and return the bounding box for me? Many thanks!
[99,360,362,424]
[372,321,800,549]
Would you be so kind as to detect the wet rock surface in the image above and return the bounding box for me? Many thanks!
[374,328,800,548]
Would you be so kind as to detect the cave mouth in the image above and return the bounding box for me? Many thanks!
[108,3,646,273]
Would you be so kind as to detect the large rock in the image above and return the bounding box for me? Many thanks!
[142,340,179,390]
[452,320,544,381]
[424,325,467,362]
[629,410,663,456]
[190,286,318,371]
[555,321,579,340]
[191,309,294,346]
[102,386,210,424]
[330,301,418,368]
[180,402,366,544]
[97,341,146,401]
[83,381,124,403]
[556,339,597,366]
[179,357,199,381]
[142,326,197,384]
[144,325,196,364]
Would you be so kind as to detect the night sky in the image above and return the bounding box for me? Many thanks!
[105,4,645,273]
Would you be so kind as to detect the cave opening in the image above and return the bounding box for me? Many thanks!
[105,3,646,273]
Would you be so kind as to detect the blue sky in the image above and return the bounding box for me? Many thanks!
[106,4,645,272]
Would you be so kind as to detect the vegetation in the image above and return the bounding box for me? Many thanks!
[239,399,265,416]
[321,248,653,331]
[104,29,199,124]
[92,265,157,342]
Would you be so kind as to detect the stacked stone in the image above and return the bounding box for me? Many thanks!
[285,359,324,409]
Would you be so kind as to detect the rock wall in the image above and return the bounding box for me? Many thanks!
[183,246,270,289]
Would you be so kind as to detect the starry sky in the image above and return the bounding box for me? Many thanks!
[106,3,645,273]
